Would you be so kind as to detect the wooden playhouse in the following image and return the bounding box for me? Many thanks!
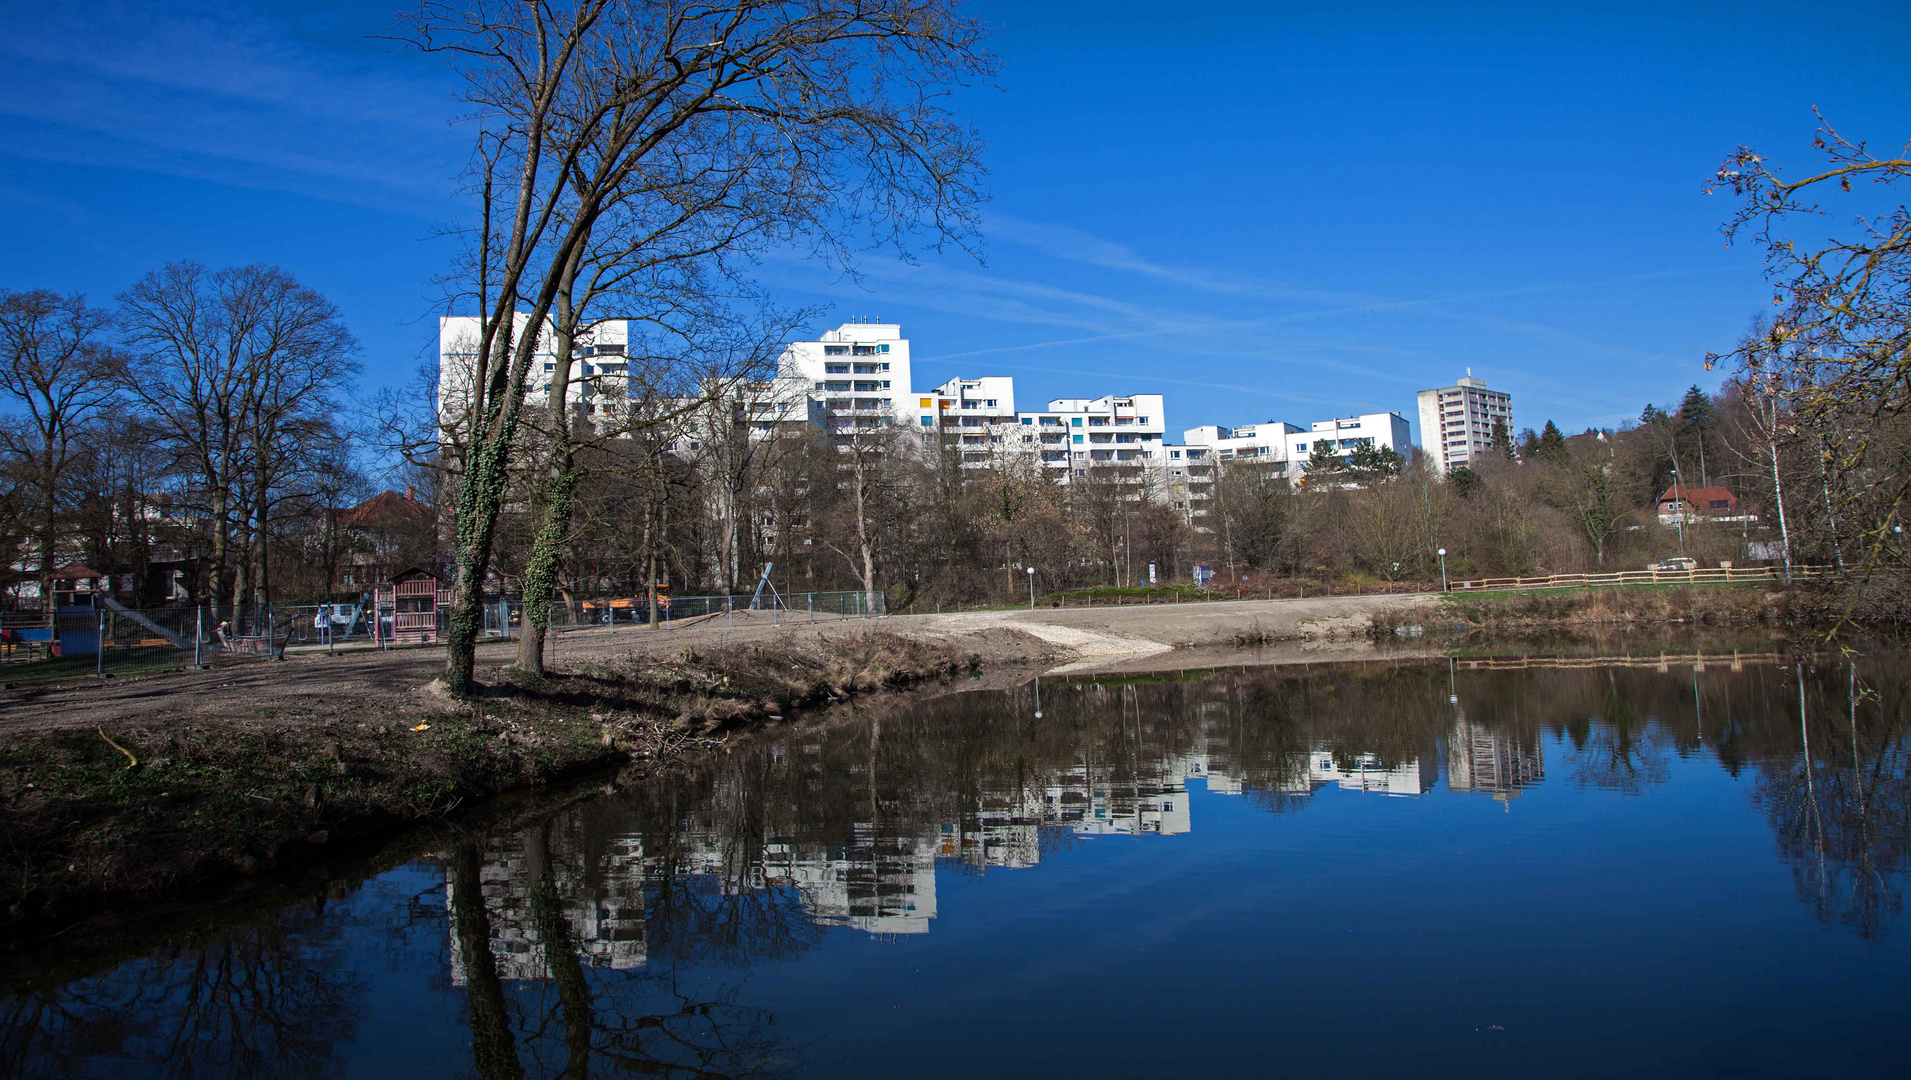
[374,566,449,646]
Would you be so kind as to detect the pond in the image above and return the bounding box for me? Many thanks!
[6,644,1911,1078]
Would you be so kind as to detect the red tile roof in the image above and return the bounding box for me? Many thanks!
[1658,485,1738,507]
[337,490,430,529]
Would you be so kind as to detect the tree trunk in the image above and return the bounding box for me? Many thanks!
[38,461,56,615]
[229,517,250,625]
[642,494,659,631]
[1770,440,1794,584]
[852,450,877,610]
[450,846,525,1080]
[516,458,577,674]
[252,465,270,608]
[524,824,594,1077]
[208,487,228,622]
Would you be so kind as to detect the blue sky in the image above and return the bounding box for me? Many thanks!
[2,1,1907,447]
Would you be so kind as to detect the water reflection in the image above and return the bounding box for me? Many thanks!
[0,907,362,1079]
[5,648,1911,1078]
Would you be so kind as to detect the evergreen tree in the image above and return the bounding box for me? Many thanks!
[1448,465,1482,497]
[1488,417,1515,460]
[1676,385,1713,429]
[1345,444,1405,484]
[1535,420,1570,466]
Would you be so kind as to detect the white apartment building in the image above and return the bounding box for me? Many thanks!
[781,319,912,432]
[917,375,1018,465]
[439,314,633,430]
[1416,372,1513,473]
[1016,393,1167,478]
[1183,421,1307,476]
[1287,412,1413,478]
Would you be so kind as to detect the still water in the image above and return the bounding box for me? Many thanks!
[7,647,1911,1078]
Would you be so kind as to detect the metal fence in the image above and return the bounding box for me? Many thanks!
[515,590,885,637]
[0,589,887,685]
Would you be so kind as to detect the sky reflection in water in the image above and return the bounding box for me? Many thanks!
[6,651,1911,1079]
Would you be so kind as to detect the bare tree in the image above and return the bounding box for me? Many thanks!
[1708,111,1911,593]
[0,290,124,608]
[118,262,359,614]
[404,0,993,695]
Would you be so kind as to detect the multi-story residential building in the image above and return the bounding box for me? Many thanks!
[1286,412,1413,477]
[916,375,1017,465]
[781,319,912,433]
[438,315,634,432]
[1416,372,1514,473]
[1183,421,1307,476]
[1016,393,1167,478]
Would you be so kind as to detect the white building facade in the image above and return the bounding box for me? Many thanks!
[438,314,634,431]
[917,375,1018,465]
[1286,412,1413,478]
[1016,393,1168,478]
[1416,372,1514,474]
[780,319,913,433]
[1183,421,1307,477]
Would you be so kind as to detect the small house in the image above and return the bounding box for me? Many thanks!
[1657,485,1745,526]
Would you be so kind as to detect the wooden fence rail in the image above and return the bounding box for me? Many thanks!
[1449,565,1831,593]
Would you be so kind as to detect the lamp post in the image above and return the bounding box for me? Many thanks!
[1026,566,1036,610]
[1437,548,1449,592]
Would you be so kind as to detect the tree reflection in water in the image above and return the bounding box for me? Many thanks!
[8,647,1911,1079]
[446,814,799,1080]
[0,903,361,1080]
[1560,670,1673,792]
[1751,662,1911,942]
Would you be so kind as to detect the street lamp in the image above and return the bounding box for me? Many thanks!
[1437,548,1448,592]
[1027,566,1036,610]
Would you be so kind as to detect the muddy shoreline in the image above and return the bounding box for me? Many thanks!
[1,586,1835,960]
[0,631,999,948]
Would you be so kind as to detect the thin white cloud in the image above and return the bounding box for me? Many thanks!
[0,2,465,218]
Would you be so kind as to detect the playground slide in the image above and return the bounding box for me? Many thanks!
[99,596,190,650]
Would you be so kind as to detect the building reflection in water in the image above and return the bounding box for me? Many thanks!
[1448,713,1545,804]
[446,670,1558,974]
[11,650,1911,1080]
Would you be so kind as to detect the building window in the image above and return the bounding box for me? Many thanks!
[824,345,848,355]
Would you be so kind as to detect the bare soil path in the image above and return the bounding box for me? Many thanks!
[0,592,1438,735]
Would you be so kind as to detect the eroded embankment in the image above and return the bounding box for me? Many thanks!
[1368,583,1822,635]
[0,632,978,942]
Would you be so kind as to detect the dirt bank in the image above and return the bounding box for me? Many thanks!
[0,593,1431,941]
[1372,583,1812,633]
[0,631,977,939]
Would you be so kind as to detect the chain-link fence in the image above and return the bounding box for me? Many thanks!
[0,606,195,686]
[0,589,887,684]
